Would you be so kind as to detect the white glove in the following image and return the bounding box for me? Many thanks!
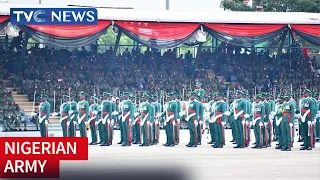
[164,122,167,126]
[177,119,180,123]
[289,123,293,127]
[111,119,115,125]
[147,121,150,125]
[264,122,268,126]
[111,111,118,116]
[308,121,312,125]
[67,121,70,126]
[224,111,231,116]
[259,122,263,127]
[156,113,162,118]
[150,123,153,126]
[270,111,276,116]
[245,121,249,126]
[244,114,250,119]
[194,120,198,126]
[107,119,111,124]
[242,121,245,125]
[68,110,74,115]
[312,120,316,125]
[221,122,226,126]
[209,119,213,123]
[155,120,159,124]
[316,113,320,118]
[199,121,203,125]
[172,121,176,126]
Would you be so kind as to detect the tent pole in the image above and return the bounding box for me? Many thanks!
[107,29,122,72]
[193,42,203,73]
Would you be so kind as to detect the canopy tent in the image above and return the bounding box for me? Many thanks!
[0,3,319,48]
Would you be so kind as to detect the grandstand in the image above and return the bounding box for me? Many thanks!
[0,3,319,131]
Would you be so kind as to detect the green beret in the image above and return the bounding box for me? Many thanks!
[40,94,48,99]
[286,92,293,97]
[216,92,224,97]
[190,91,197,96]
[305,89,312,93]
[79,91,86,96]
[209,92,215,97]
[62,95,69,99]
[195,82,202,86]
[142,93,150,98]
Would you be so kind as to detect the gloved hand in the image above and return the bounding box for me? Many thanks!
[308,121,312,125]
[242,121,245,125]
[245,121,249,126]
[177,119,180,123]
[259,122,263,127]
[147,121,150,125]
[155,120,159,124]
[164,122,167,126]
[264,122,268,126]
[312,120,316,125]
[194,120,198,126]
[67,121,70,126]
[224,111,231,116]
[209,119,213,123]
[111,119,115,125]
[289,123,293,127]
[244,114,250,119]
[150,123,153,126]
[221,122,226,126]
[199,121,203,125]
[172,121,176,126]
[107,119,111,124]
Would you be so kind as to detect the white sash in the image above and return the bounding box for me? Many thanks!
[122,112,130,122]
[186,113,196,122]
[77,114,86,124]
[301,109,310,123]
[59,115,68,123]
[276,117,282,126]
[140,113,149,126]
[253,117,261,125]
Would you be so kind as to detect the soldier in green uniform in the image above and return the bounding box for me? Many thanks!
[151,94,162,145]
[315,93,320,142]
[277,93,295,151]
[298,89,315,150]
[3,100,13,131]
[120,92,135,146]
[174,93,181,145]
[208,93,216,144]
[162,93,178,147]
[186,91,200,147]
[0,104,10,132]
[212,92,227,148]
[197,100,205,145]
[60,95,70,137]
[310,92,318,145]
[88,96,99,145]
[229,97,237,144]
[100,92,113,146]
[68,94,78,137]
[139,93,154,146]
[117,94,125,145]
[77,91,89,138]
[252,94,265,149]
[262,92,271,148]
[38,94,51,137]
[232,90,248,148]
[133,98,142,144]
[244,91,252,147]
[195,82,205,103]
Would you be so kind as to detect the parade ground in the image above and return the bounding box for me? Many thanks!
[1,129,319,180]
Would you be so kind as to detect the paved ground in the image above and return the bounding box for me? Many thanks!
[1,129,320,180]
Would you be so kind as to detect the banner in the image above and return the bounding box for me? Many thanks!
[0,137,88,178]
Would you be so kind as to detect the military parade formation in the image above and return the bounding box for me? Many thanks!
[36,82,320,151]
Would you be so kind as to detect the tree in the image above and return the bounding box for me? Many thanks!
[220,0,320,13]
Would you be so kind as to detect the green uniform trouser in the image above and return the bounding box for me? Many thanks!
[0,118,10,130]
[119,117,124,143]
[235,119,244,146]
[68,120,77,137]
[174,120,180,143]
[188,119,197,145]
[149,123,154,143]
[166,120,174,144]
[153,122,160,142]
[61,118,68,137]
[89,119,97,143]
[39,119,48,137]
[103,120,113,144]
[301,120,311,148]
[277,122,283,147]
[214,122,223,146]
[98,122,105,143]
[197,121,202,143]
[316,118,320,139]
[141,120,150,144]
[78,120,87,137]
[209,122,215,142]
[230,116,236,141]
[122,118,132,144]
[253,120,262,147]
[134,123,141,143]
[280,117,290,149]
[273,118,279,139]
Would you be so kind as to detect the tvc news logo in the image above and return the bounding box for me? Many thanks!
[0,137,88,178]
[10,8,98,25]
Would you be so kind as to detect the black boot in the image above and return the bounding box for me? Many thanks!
[100,142,110,146]
[89,142,97,145]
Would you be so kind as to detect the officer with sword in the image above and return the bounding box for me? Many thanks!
[211,92,227,148]
[138,93,154,147]
[100,92,113,146]
[208,92,216,145]
[38,94,51,137]
[77,91,89,138]
[186,91,200,148]
[252,94,265,149]
[174,93,182,145]
[68,94,78,137]
[151,94,162,145]
[120,92,135,146]
[161,93,178,147]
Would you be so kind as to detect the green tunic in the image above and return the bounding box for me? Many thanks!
[89,103,99,121]
[214,100,227,123]
[300,97,315,121]
[140,101,154,122]
[39,101,50,121]
[77,100,89,121]
[187,100,199,120]
[264,101,271,122]
[101,100,113,119]
[195,88,205,100]
[122,99,135,120]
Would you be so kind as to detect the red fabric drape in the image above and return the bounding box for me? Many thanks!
[116,21,199,40]
[291,25,320,37]
[205,24,286,36]
[0,16,9,23]
[27,20,111,38]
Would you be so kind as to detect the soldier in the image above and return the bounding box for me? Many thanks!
[68,94,78,137]
[117,94,125,145]
[244,91,252,147]
[310,92,318,145]
[88,96,99,145]
[100,92,113,146]
[232,90,249,148]
[0,104,10,132]
[38,94,50,137]
[77,91,89,138]
[277,93,295,151]
[174,93,181,145]
[229,96,237,144]
[197,100,205,145]
[133,97,142,144]
[262,92,272,147]
[60,95,70,137]
[194,82,205,103]
[208,93,216,144]
[120,92,135,146]
[151,94,161,145]
[186,91,200,147]
[139,93,154,146]
[162,93,178,147]
[3,100,14,131]
[298,89,315,150]
[11,101,27,131]
[274,95,284,149]
[252,94,265,149]
[212,92,227,148]
[316,92,320,142]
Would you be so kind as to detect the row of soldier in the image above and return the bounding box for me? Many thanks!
[0,100,27,132]
[37,83,319,150]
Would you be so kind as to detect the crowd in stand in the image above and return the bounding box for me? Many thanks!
[0,42,319,113]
